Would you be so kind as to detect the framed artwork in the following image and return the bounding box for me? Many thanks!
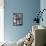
[13,13,23,26]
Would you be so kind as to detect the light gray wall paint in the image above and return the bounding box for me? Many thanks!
[40,0,46,27]
[40,0,46,45]
[4,0,40,42]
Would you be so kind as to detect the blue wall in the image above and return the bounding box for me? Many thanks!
[40,0,46,27]
[4,0,40,42]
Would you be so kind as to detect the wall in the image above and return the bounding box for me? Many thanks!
[40,0,46,27]
[4,0,40,42]
[40,0,46,45]
[0,0,4,42]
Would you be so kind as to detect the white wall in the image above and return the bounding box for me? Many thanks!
[0,0,4,42]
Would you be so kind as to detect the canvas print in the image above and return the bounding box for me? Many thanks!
[13,13,23,26]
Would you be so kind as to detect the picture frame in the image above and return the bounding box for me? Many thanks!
[13,13,23,26]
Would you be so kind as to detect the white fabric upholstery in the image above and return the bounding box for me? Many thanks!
[17,37,25,46]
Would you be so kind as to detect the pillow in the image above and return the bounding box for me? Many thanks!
[17,37,25,46]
